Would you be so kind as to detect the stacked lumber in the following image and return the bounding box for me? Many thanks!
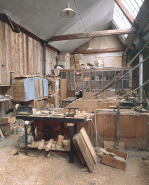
[28,135,70,152]
[74,54,84,69]
[57,53,70,69]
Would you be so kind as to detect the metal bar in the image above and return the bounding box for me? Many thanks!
[25,125,28,155]
[67,124,75,163]
[139,54,143,103]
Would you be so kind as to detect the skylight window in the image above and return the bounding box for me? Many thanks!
[112,0,144,40]
[113,3,132,39]
[121,0,144,18]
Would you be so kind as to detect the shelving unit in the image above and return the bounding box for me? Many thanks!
[51,68,132,98]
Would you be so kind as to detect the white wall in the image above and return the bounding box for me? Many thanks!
[78,35,125,67]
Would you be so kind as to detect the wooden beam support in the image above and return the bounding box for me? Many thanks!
[115,0,134,25]
[73,47,124,54]
[48,28,136,42]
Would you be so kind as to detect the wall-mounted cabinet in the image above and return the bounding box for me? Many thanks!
[12,77,48,102]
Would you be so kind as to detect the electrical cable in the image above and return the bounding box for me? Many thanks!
[74,0,88,33]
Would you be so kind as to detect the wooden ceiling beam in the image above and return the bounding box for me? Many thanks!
[48,28,136,42]
[73,47,124,54]
[114,0,134,25]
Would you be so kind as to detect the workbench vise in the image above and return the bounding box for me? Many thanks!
[16,105,33,115]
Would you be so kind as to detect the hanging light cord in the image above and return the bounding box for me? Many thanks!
[74,0,88,33]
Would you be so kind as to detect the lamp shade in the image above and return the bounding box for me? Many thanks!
[87,46,92,51]
[87,41,92,51]
[60,3,76,18]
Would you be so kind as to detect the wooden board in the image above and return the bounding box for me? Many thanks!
[35,80,39,97]
[73,132,95,173]
[39,80,43,97]
[80,127,97,164]
[73,141,86,165]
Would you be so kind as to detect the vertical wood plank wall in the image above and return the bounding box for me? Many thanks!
[0,20,56,85]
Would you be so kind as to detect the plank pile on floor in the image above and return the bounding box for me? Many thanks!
[73,127,97,173]
[28,135,70,152]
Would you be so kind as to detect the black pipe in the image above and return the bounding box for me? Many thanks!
[25,125,28,155]
[42,42,47,76]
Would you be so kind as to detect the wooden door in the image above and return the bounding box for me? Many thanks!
[60,79,67,106]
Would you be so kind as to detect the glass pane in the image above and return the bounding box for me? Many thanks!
[97,81,102,90]
[123,80,129,89]
[83,72,89,81]
[116,80,122,89]
[123,70,129,79]
[95,71,102,80]
[90,72,96,80]
[84,81,90,90]
[61,72,66,79]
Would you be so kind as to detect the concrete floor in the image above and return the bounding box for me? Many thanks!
[0,135,149,185]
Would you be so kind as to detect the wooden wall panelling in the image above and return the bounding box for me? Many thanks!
[36,41,40,75]
[19,32,23,76]
[15,31,20,76]
[0,21,2,84]
[11,30,15,78]
[110,114,116,143]
[22,33,27,75]
[136,115,148,150]
[27,35,31,75]
[46,48,50,75]
[104,114,111,144]
[33,39,37,75]
[40,42,43,76]
[1,21,6,84]
[5,23,10,85]
[0,20,57,85]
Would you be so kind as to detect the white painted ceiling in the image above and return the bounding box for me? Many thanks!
[0,0,115,52]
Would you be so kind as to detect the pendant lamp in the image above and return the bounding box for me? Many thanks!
[60,0,76,18]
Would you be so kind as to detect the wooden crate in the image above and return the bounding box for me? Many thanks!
[101,148,128,170]
[2,116,16,124]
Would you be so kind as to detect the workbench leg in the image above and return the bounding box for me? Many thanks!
[25,125,28,156]
[74,122,77,134]
[67,124,75,163]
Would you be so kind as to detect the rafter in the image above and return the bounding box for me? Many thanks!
[47,28,136,42]
[73,47,124,54]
